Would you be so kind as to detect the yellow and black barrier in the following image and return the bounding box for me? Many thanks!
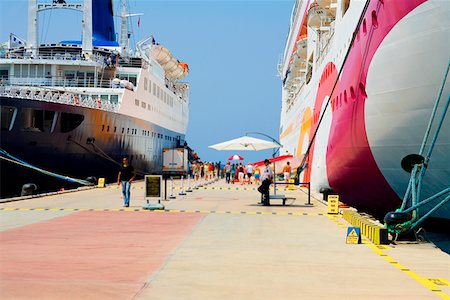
[342,210,389,245]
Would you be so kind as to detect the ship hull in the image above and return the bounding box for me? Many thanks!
[0,97,184,197]
[280,0,450,220]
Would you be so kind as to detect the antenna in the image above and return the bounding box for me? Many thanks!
[119,0,143,56]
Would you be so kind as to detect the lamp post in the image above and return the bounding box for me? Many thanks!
[245,132,282,195]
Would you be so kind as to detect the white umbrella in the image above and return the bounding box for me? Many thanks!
[209,136,281,151]
[210,135,283,195]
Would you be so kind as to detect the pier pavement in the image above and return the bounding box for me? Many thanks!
[0,179,449,299]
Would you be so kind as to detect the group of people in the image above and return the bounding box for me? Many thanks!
[116,156,293,207]
[223,162,261,185]
[191,161,221,181]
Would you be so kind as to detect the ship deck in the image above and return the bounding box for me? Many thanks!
[1,179,449,299]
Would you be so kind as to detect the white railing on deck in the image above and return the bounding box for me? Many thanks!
[0,85,119,113]
[0,48,104,64]
[0,47,143,68]
[2,76,114,89]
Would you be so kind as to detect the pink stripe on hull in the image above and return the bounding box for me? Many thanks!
[0,211,203,299]
[325,0,427,217]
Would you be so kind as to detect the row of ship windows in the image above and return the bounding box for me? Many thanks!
[312,82,367,124]
[100,124,180,141]
[314,6,379,123]
[143,77,175,107]
[135,98,161,111]
[106,153,163,163]
[134,99,183,124]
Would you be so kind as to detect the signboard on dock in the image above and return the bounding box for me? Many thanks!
[346,227,361,244]
[145,175,162,203]
[327,194,339,214]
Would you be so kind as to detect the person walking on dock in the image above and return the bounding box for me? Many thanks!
[230,163,236,184]
[282,161,291,183]
[117,157,136,207]
[224,162,231,184]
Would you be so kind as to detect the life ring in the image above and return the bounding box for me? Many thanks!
[73,96,80,105]
[97,99,102,108]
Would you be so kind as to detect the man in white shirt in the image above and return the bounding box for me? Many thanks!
[246,163,254,184]
[257,159,273,205]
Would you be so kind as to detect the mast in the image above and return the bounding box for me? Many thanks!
[82,0,93,56]
[27,0,38,57]
[119,0,128,53]
[119,0,143,56]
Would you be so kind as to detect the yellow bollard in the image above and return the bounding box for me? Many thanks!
[288,179,295,190]
[98,178,106,188]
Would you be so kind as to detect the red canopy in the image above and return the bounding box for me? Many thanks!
[252,155,293,167]
[252,154,304,174]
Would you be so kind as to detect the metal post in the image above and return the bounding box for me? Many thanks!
[169,176,176,199]
[164,177,167,200]
[179,176,186,195]
[305,182,312,206]
[273,158,277,195]
[186,174,193,192]
[194,175,199,189]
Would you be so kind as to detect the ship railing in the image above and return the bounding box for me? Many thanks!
[117,58,144,68]
[0,76,116,89]
[173,82,190,103]
[317,23,335,65]
[2,47,147,70]
[285,79,305,112]
[2,48,105,65]
[0,85,120,113]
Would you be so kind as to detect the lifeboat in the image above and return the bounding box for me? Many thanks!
[295,36,308,59]
[316,0,336,16]
[162,57,179,72]
[149,44,189,80]
[291,66,306,77]
[291,53,307,73]
[179,62,189,79]
[307,2,329,29]
[284,72,302,90]
[167,65,184,79]
[165,62,189,80]
[151,45,172,66]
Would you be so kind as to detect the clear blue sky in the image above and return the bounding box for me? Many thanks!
[0,0,294,164]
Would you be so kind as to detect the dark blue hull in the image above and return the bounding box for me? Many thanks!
[0,97,184,197]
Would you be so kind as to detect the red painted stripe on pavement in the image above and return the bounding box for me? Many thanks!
[0,211,203,299]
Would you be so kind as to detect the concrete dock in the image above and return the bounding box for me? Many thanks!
[1,179,449,299]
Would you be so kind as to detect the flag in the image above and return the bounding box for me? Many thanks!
[138,17,140,28]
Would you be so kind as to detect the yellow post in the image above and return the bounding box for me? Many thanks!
[288,179,295,190]
[98,178,106,188]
